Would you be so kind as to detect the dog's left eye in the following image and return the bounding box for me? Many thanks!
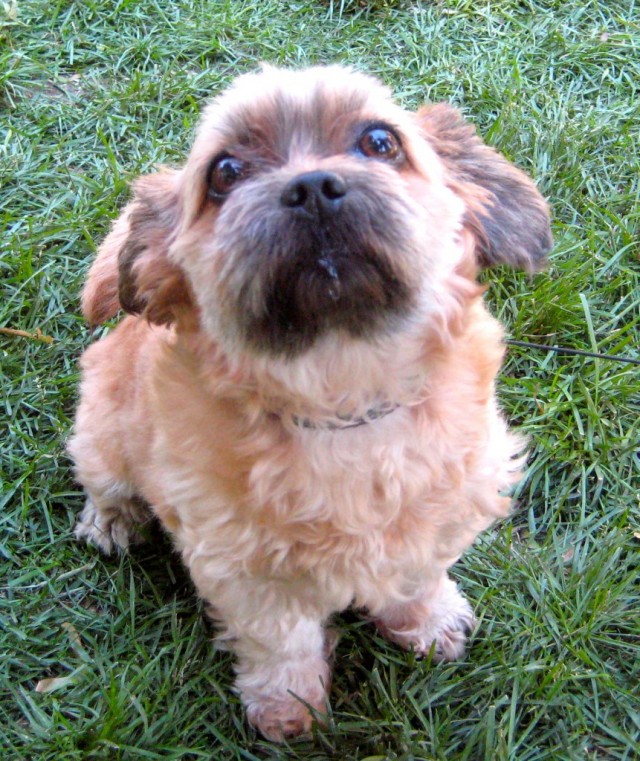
[356,126,402,161]
[207,154,248,199]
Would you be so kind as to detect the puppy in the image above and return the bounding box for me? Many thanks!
[68,65,551,741]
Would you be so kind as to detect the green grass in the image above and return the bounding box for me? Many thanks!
[1,0,639,758]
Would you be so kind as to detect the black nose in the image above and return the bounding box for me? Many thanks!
[280,171,347,215]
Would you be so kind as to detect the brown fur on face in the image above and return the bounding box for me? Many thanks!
[69,65,551,741]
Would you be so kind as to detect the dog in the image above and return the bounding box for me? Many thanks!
[68,64,551,741]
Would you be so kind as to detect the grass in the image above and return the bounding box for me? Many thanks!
[1,0,638,758]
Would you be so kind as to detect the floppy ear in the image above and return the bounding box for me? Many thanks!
[81,200,134,325]
[81,169,192,327]
[418,103,552,271]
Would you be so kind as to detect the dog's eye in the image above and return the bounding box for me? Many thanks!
[357,127,402,161]
[208,154,248,199]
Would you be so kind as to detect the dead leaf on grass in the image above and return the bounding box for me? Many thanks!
[35,674,76,693]
[61,622,82,647]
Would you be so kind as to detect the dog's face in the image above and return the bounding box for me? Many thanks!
[113,66,551,358]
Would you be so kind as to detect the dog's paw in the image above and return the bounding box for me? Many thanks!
[376,576,476,662]
[74,497,148,555]
[246,693,325,742]
[417,592,476,662]
[237,651,330,742]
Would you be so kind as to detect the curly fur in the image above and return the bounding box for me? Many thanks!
[68,64,551,741]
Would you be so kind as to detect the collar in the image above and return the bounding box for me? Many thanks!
[289,400,401,431]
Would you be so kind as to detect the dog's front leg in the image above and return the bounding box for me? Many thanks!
[199,576,333,741]
[234,613,331,740]
[374,573,476,662]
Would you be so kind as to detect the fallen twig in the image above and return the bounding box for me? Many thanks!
[0,327,55,344]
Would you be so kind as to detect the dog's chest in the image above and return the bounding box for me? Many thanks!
[243,422,459,572]
[150,346,505,597]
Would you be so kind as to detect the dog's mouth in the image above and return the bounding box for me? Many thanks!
[213,171,416,357]
[251,218,412,356]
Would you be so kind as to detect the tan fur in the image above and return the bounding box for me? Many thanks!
[68,65,551,741]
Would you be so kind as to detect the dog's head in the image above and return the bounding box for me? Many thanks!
[85,65,551,358]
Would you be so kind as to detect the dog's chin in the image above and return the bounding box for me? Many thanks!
[221,231,414,358]
[248,248,413,357]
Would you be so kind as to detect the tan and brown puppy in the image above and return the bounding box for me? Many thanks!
[68,65,551,741]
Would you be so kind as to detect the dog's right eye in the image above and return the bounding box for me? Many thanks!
[207,154,248,200]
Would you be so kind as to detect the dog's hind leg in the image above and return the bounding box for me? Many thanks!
[68,426,150,555]
[74,487,150,555]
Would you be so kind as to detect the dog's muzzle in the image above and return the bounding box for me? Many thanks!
[214,166,415,357]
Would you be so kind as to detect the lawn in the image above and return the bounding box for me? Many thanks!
[1,1,638,759]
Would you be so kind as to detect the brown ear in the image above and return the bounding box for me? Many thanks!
[81,201,135,325]
[117,171,192,326]
[81,169,192,327]
[418,103,552,271]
